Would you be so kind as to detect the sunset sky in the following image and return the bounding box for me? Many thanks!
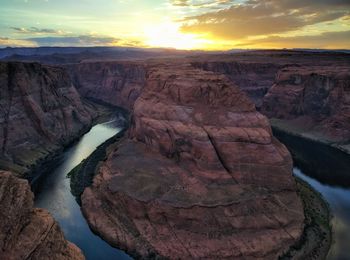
[1,0,349,50]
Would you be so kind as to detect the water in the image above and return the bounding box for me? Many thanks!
[34,119,131,260]
[294,168,350,260]
[272,128,350,260]
[31,118,350,259]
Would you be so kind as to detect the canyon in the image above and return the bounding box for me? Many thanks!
[0,49,349,259]
[190,51,350,152]
[262,65,350,153]
[67,61,146,110]
[0,62,98,177]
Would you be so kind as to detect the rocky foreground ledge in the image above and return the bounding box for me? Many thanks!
[81,63,305,259]
[0,171,84,259]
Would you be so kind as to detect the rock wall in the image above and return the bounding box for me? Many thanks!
[0,62,96,176]
[68,61,146,109]
[191,61,280,108]
[81,63,304,259]
[261,66,350,142]
[0,171,84,259]
[189,52,350,148]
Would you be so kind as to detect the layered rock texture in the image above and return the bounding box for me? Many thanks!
[191,61,280,108]
[188,51,350,153]
[0,171,84,259]
[0,62,96,176]
[82,63,304,259]
[68,62,146,109]
[262,66,350,152]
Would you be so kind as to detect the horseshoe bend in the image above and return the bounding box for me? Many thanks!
[1,49,349,259]
[80,62,305,258]
[3,1,350,258]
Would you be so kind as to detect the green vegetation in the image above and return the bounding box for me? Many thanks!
[67,129,126,204]
[280,177,332,259]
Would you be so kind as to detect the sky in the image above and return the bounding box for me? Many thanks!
[0,0,349,50]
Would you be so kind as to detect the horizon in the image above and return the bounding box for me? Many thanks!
[1,0,350,50]
[1,46,350,52]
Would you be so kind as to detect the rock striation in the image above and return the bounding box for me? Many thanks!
[81,63,304,259]
[0,62,96,176]
[68,61,146,109]
[187,51,350,153]
[0,170,84,259]
[261,66,350,144]
[192,61,280,108]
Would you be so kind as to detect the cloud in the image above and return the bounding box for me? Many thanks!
[10,26,64,35]
[0,37,36,47]
[25,35,121,47]
[170,0,233,8]
[180,0,350,40]
[234,30,350,49]
[171,0,189,6]
[0,33,145,48]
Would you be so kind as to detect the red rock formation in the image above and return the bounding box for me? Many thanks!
[0,171,84,259]
[82,63,304,259]
[190,51,350,110]
[67,61,146,109]
[192,61,281,108]
[261,66,350,143]
[0,62,96,176]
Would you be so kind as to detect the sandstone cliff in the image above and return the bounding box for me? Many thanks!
[188,51,350,153]
[261,66,350,147]
[81,63,304,259]
[0,62,96,176]
[68,62,146,109]
[191,61,280,108]
[0,171,84,259]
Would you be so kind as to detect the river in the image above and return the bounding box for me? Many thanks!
[31,118,350,259]
[294,168,350,260]
[34,119,131,260]
[273,128,350,260]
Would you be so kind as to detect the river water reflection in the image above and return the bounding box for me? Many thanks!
[34,119,131,260]
[32,119,350,259]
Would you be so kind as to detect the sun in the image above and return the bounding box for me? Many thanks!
[144,22,208,50]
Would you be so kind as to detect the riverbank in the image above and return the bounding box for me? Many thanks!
[68,128,127,204]
[33,117,131,259]
[271,122,350,188]
[69,143,333,259]
[69,126,332,259]
[280,176,332,259]
[30,100,127,193]
[272,121,350,259]
[271,118,350,155]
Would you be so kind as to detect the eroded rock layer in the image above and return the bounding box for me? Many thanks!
[68,61,146,109]
[82,63,304,259]
[191,61,281,108]
[262,66,350,144]
[0,62,96,176]
[0,171,84,259]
